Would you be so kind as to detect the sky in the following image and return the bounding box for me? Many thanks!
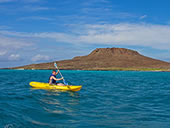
[0,0,170,68]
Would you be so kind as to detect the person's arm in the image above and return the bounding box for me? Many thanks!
[49,79,52,84]
[56,70,60,75]
[49,76,52,84]
[52,76,63,81]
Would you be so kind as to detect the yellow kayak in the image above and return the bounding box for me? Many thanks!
[29,82,82,92]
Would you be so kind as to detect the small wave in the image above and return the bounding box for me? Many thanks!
[4,124,15,128]
[31,120,51,126]
[43,107,64,114]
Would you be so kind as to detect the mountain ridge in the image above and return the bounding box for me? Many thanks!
[8,47,170,71]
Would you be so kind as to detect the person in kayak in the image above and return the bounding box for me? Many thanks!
[49,70,65,86]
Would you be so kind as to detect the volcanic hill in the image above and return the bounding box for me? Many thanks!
[10,48,170,71]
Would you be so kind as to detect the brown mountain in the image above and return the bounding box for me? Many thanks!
[10,48,170,71]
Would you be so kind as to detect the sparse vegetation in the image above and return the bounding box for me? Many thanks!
[6,48,170,72]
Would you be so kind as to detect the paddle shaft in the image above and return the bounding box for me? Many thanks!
[54,62,67,85]
[55,65,63,78]
[58,70,63,79]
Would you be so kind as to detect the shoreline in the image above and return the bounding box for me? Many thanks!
[0,68,170,72]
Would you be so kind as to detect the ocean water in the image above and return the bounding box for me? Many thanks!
[0,69,170,128]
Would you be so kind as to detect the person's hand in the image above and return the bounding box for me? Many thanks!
[61,77,64,80]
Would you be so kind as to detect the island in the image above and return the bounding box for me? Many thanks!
[8,48,170,71]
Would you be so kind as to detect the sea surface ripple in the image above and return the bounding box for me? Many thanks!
[0,70,170,128]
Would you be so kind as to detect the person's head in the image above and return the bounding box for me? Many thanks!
[52,70,56,75]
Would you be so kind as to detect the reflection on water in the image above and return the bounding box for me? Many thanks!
[38,91,80,116]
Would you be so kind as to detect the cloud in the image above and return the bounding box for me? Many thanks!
[139,15,147,19]
[0,2,50,15]
[82,0,110,7]
[0,35,34,63]
[0,0,14,3]
[0,52,22,62]
[0,23,170,50]
[74,23,170,50]
[31,54,50,62]
[0,35,33,49]
[0,25,10,29]
[23,5,51,12]
[0,0,40,3]
[18,16,53,21]
[20,0,41,3]
[0,50,7,56]
[8,54,20,61]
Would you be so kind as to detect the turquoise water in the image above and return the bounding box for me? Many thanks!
[0,69,170,128]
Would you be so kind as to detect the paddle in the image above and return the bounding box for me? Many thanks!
[54,62,68,85]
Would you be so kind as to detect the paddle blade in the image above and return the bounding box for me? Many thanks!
[54,62,58,69]
[63,79,68,85]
